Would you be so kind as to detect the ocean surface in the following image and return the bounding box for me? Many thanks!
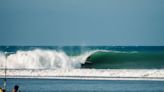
[1,78,164,92]
[0,46,164,91]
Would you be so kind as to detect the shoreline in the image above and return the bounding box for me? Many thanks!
[1,76,164,81]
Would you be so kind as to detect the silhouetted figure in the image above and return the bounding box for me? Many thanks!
[12,85,19,92]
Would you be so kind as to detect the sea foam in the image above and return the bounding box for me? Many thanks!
[0,49,97,69]
[1,69,164,80]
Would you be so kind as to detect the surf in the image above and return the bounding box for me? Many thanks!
[0,49,98,69]
[0,46,164,79]
[0,48,164,69]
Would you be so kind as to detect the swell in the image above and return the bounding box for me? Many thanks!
[82,51,164,69]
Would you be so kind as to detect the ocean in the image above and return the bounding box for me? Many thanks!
[0,46,164,91]
[1,78,164,92]
[1,46,164,69]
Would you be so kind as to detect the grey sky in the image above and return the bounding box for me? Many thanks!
[0,0,164,46]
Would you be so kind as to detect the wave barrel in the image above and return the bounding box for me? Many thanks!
[82,51,164,69]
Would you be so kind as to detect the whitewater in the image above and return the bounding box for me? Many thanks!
[0,46,164,80]
[1,69,164,81]
[0,49,97,69]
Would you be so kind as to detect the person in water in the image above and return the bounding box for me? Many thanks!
[12,85,19,92]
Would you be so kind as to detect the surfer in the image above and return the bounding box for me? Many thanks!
[12,85,19,92]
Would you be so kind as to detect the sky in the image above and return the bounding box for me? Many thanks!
[0,0,164,46]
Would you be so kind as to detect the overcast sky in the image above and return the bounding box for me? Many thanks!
[0,0,164,46]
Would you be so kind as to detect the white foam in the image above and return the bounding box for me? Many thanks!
[0,49,97,69]
[1,69,164,80]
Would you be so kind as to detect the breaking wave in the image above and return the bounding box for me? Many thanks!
[0,49,98,69]
[0,48,164,69]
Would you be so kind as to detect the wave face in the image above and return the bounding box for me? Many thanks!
[83,51,164,69]
[0,46,164,69]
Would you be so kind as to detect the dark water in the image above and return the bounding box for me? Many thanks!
[0,78,164,92]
